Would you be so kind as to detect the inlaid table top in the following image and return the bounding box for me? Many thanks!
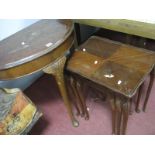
[67,36,155,97]
[0,19,73,70]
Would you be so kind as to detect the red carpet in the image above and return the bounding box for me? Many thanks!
[24,74,155,135]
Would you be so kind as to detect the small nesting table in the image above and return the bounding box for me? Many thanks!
[67,36,155,134]
[0,19,79,127]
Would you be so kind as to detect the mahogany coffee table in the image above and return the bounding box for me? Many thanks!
[67,36,155,134]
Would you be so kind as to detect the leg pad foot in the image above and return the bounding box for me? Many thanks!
[72,120,79,127]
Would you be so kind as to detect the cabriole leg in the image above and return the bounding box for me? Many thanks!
[43,56,79,127]
[69,76,85,117]
[75,80,89,120]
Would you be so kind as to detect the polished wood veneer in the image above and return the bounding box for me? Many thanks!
[0,33,74,80]
[0,20,73,70]
[67,36,155,98]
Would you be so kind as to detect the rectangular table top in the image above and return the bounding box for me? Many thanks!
[67,36,155,97]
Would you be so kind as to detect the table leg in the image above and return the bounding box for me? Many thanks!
[122,99,130,135]
[143,68,155,112]
[109,93,116,134]
[43,56,79,127]
[67,76,80,116]
[129,98,133,115]
[135,83,144,113]
[115,96,122,135]
[75,79,89,120]
[69,76,85,117]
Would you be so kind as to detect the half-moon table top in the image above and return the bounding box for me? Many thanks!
[0,19,73,70]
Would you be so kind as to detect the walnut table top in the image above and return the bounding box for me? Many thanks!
[67,36,155,98]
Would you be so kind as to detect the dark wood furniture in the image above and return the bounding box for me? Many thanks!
[74,19,155,112]
[67,36,155,134]
[0,19,79,127]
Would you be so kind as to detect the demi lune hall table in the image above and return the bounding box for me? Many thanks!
[0,19,79,127]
